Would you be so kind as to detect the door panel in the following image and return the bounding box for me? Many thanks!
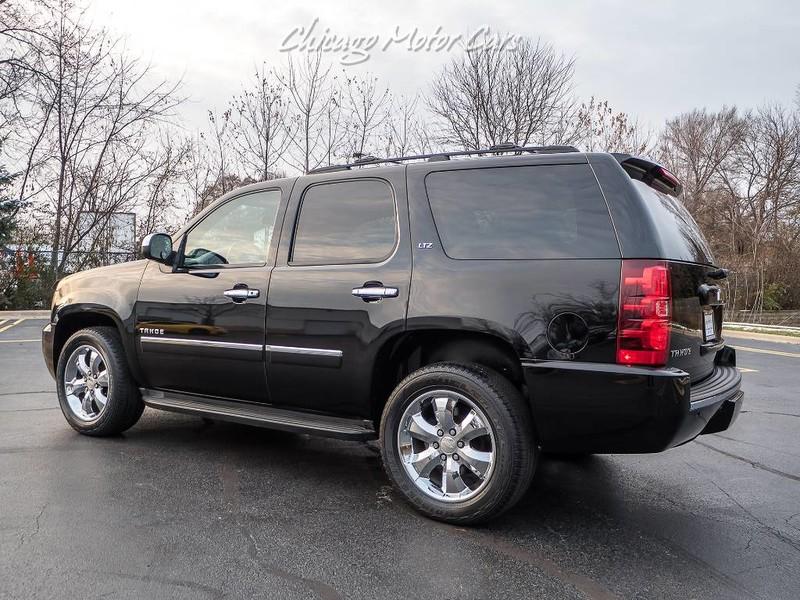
[136,263,269,401]
[265,169,411,417]
[134,186,288,402]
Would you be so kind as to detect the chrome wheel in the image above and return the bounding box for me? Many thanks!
[63,344,110,422]
[397,389,496,502]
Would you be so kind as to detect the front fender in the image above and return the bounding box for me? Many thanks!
[50,260,148,383]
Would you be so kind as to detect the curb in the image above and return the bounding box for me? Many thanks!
[724,322,800,339]
[725,321,800,333]
[724,330,800,345]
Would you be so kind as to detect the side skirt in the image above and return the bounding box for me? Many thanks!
[141,389,376,441]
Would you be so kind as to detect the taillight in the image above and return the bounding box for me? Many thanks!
[616,260,672,367]
[656,166,680,188]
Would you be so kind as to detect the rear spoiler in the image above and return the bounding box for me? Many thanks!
[611,154,683,197]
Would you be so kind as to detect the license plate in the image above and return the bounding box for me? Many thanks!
[703,311,716,341]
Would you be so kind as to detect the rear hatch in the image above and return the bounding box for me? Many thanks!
[628,177,724,382]
[669,261,725,381]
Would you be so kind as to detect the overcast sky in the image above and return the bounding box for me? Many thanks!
[87,0,800,133]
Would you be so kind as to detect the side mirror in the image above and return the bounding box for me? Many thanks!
[141,233,174,265]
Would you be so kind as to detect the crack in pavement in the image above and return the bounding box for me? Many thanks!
[17,503,47,549]
[595,461,758,600]
[445,525,620,600]
[694,440,800,483]
[787,513,800,533]
[694,466,800,554]
[740,410,800,419]
[678,461,787,600]
[217,448,343,600]
[711,433,800,459]
[238,521,343,600]
[93,571,225,599]
[390,498,620,600]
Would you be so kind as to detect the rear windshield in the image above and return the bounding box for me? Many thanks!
[632,180,714,264]
[425,164,620,259]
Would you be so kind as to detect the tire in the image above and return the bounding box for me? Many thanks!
[56,326,144,436]
[380,362,537,524]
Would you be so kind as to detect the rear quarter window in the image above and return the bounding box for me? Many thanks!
[424,164,620,259]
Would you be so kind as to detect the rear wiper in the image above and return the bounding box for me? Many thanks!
[707,268,729,280]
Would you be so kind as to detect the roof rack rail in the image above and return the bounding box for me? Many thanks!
[307,164,350,174]
[306,144,580,174]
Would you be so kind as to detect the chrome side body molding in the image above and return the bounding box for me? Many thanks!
[140,336,262,351]
[265,345,342,357]
[139,337,343,367]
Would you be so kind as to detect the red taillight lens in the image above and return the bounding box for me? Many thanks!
[656,166,680,188]
[616,260,672,366]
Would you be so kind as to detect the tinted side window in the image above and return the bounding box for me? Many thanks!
[425,164,620,259]
[183,189,281,267]
[291,179,396,265]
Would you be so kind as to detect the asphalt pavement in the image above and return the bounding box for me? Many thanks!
[0,317,798,599]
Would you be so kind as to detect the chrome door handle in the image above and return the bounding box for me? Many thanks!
[224,288,260,302]
[351,286,399,299]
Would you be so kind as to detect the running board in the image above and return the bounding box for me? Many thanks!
[141,389,376,441]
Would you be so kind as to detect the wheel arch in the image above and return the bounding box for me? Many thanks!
[370,327,528,423]
[53,305,143,385]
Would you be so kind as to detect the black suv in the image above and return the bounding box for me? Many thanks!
[41,146,743,523]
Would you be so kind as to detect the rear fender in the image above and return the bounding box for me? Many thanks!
[405,315,532,360]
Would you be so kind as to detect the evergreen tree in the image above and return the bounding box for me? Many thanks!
[0,164,18,248]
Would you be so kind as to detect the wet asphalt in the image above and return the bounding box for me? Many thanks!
[0,318,798,599]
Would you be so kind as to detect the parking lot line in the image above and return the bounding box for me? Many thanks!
[0,318,25,333]
[731,345,800,359]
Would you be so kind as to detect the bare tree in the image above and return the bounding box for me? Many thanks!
[574,97,652,155]
[720,104,800,312]
[9,0,184,277]
[138,135,192,235]
[280,53,344,173]
[319,71,348,168]
[344,73,390,158]
[199,108,239,192]
[182,131,215,217]
[0,0,48,131]
[184,110,254,217]
[381,94,435,157]
[229,63,289,181]
[659,107,744,210]
[659,104,800,314]
[659,107,748,310]
[427,37,575,149]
